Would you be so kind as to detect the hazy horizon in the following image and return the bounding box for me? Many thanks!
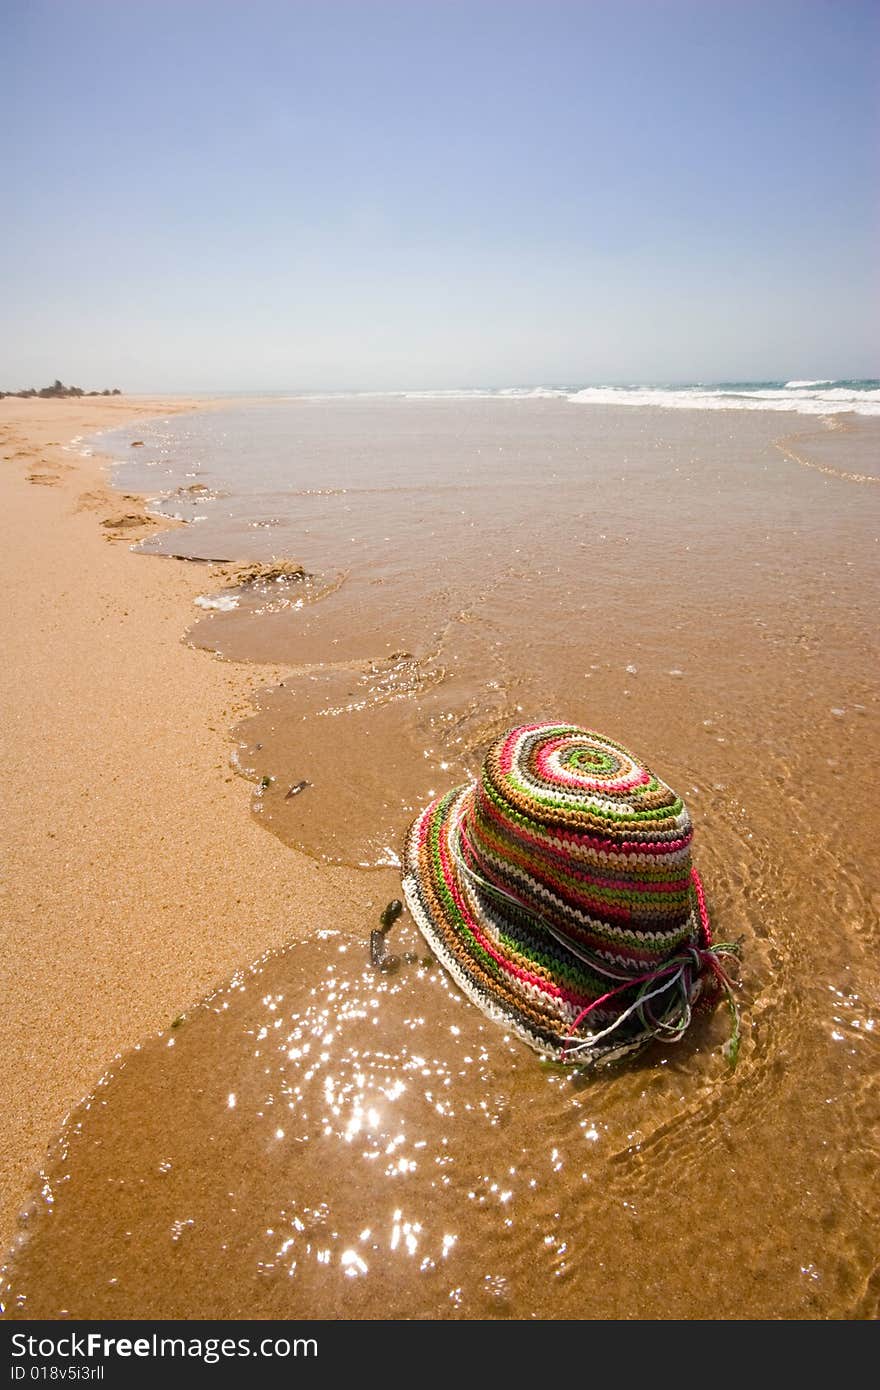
[3,0,878,392]
[4,376,880,398]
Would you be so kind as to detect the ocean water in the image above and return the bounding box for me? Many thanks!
[88,395,880,866]
[4,394,877,1319]
[288,379,880,416]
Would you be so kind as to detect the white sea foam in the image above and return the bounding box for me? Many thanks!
[194,593,239,612]
[290,386,568,404]
[288,382,880,415]
[567,385,880,416]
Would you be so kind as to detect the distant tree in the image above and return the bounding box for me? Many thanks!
[1,378,123,397]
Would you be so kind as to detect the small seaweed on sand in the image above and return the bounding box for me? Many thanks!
[102,513,155,530]
[370,900,406,970]
[380,899,403,929]
[227,560,306,587]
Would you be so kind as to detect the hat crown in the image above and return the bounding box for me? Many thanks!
[460,724,695,957]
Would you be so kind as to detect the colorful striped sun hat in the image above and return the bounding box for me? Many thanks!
[402,723,740,1066]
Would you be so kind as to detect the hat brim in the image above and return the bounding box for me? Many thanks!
[402,781,679,1066]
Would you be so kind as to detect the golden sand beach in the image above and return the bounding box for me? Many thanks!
[4,0,879,1332]
[0,397,369,1256]
[1,396,878,1321]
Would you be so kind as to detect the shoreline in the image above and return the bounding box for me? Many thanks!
[2,393,878,1319]
[0,396,372,1255]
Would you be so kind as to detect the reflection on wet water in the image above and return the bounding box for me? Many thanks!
[3,893,877,1320]
[5,401,877,1319]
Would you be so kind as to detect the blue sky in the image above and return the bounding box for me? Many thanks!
[3,0,878,390]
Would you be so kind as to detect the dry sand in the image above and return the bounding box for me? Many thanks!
[0,397,367,1254]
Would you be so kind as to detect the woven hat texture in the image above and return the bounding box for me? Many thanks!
[402,722,720,1064]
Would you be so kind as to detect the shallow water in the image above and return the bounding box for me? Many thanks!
[100,401,880,875]
[3,895,877,1319]
[3,401,878,1319]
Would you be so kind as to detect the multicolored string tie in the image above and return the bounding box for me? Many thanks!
[402,722,741,1067]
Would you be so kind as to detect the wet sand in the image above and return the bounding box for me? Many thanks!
[1,398,878,1320]
[0,397,370,1258]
